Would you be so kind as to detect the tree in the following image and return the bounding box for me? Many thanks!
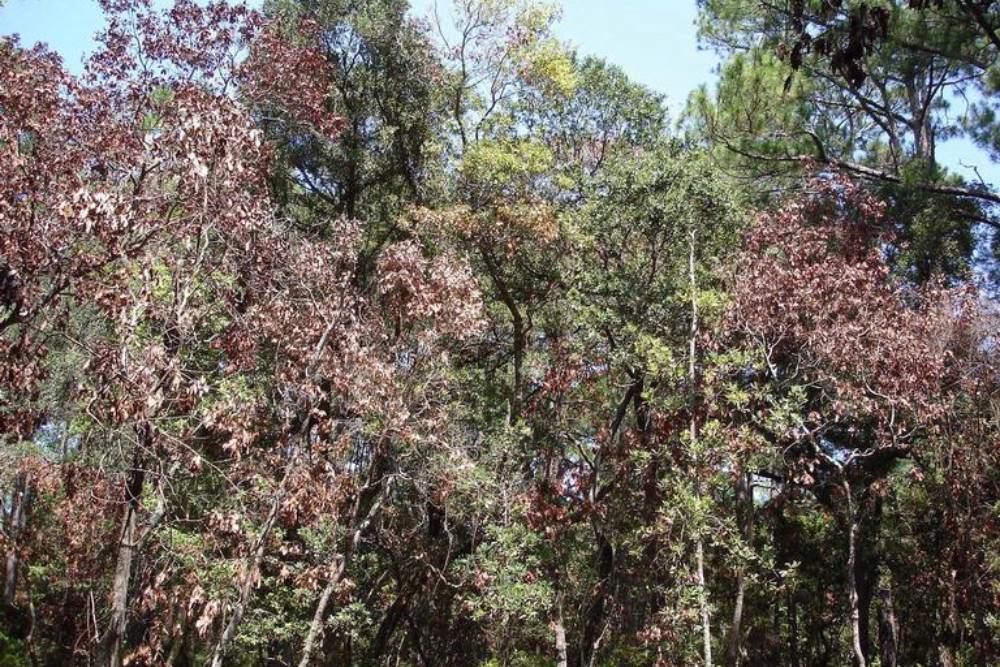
[691,0,1000,283]
[261,0,442,269]
[716,173,978,666]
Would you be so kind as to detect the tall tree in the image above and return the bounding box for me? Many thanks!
[691,0,1000,282]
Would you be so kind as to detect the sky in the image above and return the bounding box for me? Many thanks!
[0,0,997,187]
[410,0,718,117]
[0,0,715,109]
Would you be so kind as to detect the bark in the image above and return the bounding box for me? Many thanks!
[554,599,568,667]
[787,592,802,667]
[843,480,867,667]
[726,563,746,667]
[25,595,39,667]
[98,453,146,667]
[209,453,297,667]
[580,529,613,667]
[298,572,342,667]
[297,477,387,667]
[404,608,431,667]
[855,498,882,667]
[165,606,189,666]
[3,471,32,607]
[370,589,411,663]
[878,583,899,667]
[936,566,961,667]
[478,245,526,425]
[726,472,753,667]
[696,536,713,667]
[689,229,713,667]
[903,72,935,165]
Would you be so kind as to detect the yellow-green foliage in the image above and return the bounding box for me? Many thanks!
[461,138,554,190]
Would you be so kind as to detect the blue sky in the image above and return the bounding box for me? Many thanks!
[0,0,106,73]
[410,0,717,117]
[0,0,715,113]
[1,0,996,187]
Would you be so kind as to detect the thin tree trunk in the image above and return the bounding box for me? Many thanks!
[369,587,412,664]
[99,457,145,667]
[857,498,882,666]
[843,480,867,667]
[25,595,39,667]
[689,229,713,667]
[298,570,342,667]
[478,246,525,426]
[210,452,297,667]
[878,582,899,667]
[727,472,752,666]
[727,570,745,667]
[298,478,388,667]
[3,472,32,606]
[937,565,960,667]
[697,537,713,667]
[939,644,957,667]
[554,598,568,667]
[166,606,189,666]
[787,591,802,667]
[580,529,613,667]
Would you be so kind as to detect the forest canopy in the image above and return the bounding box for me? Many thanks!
[1,1,999,666]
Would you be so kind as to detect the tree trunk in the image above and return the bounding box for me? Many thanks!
[787,591,802,667]
[726,563,746,666]
[298,478,387,667]
[843,480,867,667]
[878,583,899,667]
[726,472,752,666]
[298,567,344,667]
[554,599,568,667]
[369,588,412,663]
[697,536,713,667]
[3,471,32,607]
[689,229,713,667]
[903,73,936,166]
[859,497,883,666]
[165,605,189,666]
[98,456,145,667]
[580,529,613,667]
[936,565,961,667]
[210,453,296,667]
[856,552,878,666]
[939,644,957,667]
